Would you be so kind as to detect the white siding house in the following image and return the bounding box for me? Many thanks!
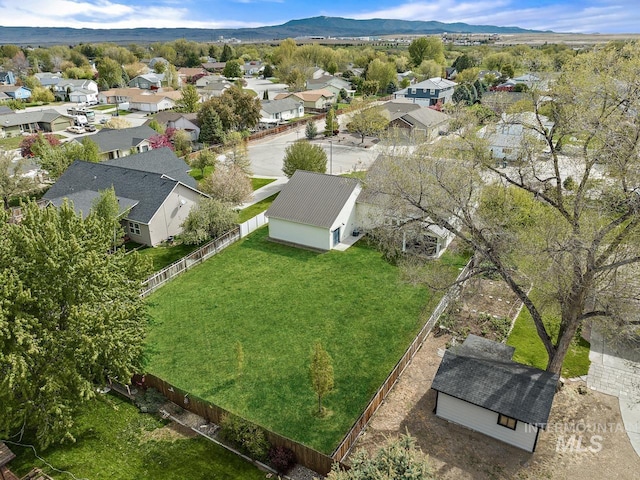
[431,335,558,453]
[266,171,361,251]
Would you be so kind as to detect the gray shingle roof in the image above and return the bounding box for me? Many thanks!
[0,108,64,127]
[401,108,449,129]
[43,161,185,224]
[432,335,558,427]
[261,98,302,115]
[77,125,157,153]
[266,170,360,228]
[47,189,139,219]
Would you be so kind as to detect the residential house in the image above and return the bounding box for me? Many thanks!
[43,159,207,246]
[265,170,362,251]
[196,76,232,99]
[445,67,458,80]
[0,109,72,137]
[394,77,456,106]
[242,61,263,76]
[0,92,11,103]
[35,72,62,87]
[52,79,99,103]
[431,334,558,452]
[494,74,546,92]
[75,125,158,160]
[478,112,553,162]
[147,111,201,142]
[103,147,197,189]
[380,100,450,140]
[478,70,502,83]
[128,92,177,113]
[306,75,355,98]
[178,67,207,84]
[148,57,169,70]
[0,85,31,101]
[274,89,335,111]
[259,98,305,126]
[0,71,16,85]
[202,61,226,73]
[129,73,164,90]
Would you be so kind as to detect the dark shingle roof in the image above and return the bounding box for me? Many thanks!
[43,161,184,224]
[432,335,558,427]
[266,170,360,228]
[104,147,196,189]
[77,125,157,153]
[47,189,139,219]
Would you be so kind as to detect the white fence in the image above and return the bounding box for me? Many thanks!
[239,211,268,238]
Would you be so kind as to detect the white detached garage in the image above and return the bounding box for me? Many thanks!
[265,170,361,251]
[431,335,558,453]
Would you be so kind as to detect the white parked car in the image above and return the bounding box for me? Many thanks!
[66,125,86,134]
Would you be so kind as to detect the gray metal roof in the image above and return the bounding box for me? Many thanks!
[432,335,558,427]
[76,125,157,153]
[104,147,197,189]
[266,170,360,229]
[261,98,302,115]
[43,160,187,224]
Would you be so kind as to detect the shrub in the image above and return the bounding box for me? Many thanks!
[220,414,270,461]
[134,388,166,414]
[268,445,296,474]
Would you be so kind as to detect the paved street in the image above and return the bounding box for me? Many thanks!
[248,119,379,177]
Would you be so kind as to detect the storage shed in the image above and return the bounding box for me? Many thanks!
[431,335,558,452]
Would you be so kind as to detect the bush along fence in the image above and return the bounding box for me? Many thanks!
[330,259,472,462]
[143,373,338,476]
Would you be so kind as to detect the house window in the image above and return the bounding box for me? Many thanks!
[503,148,513,154]
[410,88,416,94]
[498,414,517,430]
[430,89,435,95]
[128,222,141,236]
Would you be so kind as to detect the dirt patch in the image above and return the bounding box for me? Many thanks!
[140,421,198,443]
[349,332,640,480]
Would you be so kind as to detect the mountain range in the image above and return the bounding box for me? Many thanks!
[0,16,547,46]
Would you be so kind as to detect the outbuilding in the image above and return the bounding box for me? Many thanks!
[265,170,361,251]
[431,334,558,452]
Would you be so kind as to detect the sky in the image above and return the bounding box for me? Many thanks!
[1,0,639,34]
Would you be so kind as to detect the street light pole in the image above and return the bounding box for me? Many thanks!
[329,140,333,175]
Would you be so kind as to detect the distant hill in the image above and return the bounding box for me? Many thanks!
[0,16,548,46]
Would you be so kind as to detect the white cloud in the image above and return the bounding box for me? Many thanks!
[0,0,263,29]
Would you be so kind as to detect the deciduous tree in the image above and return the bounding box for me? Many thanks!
[175,84,201,113]
[408,37,445,67]
[0,151,36,209]
[180,197,238,244]
[200,164,252,206]
[347,106,388,144]
[282,141,327,178]
[309,342,334,416]
[367,42,640,375]
[0,200,150,447]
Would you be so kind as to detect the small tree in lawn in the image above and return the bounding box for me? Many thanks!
[310,342,334,416]
[200,164,252,206]
[347,106,388,144]
[190,149,216,179]
[180,198,238,245]
[282,141,327,178]
[324,108,337,137]
[224,131,252,175]
[305,121,317,140]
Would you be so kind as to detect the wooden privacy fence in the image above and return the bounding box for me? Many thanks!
[331,260,472,462]
[140,227,240,297]
[239,211,268,237]
[144,374,337,476]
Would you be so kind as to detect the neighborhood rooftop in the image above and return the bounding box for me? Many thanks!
[266,170,360,229]
[431,335,559,427]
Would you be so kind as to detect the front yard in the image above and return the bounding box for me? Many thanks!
[9,394,266,480]
[144,228,467,453]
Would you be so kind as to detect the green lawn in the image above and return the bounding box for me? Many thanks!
[340,171,367,180]
[507,291,591,378]
[0,136,23,150]
[251,177,277,190]
[145,228,465,453]
[9,394,265,480]
[136,242,201,271]
[237,193,279,222]
[92,104,115,110]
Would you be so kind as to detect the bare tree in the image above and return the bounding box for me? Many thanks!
[367,43,640,375]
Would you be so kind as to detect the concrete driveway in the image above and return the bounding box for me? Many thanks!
[248,120,379,177]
